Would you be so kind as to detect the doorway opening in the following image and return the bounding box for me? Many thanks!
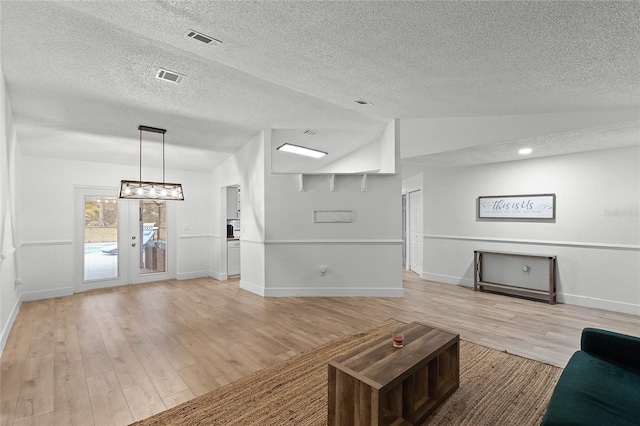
[225,185,241,278]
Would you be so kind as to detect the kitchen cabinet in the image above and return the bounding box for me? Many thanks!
[226,187,240,219]
[227,240,240,276]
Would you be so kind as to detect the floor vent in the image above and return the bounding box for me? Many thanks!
[187,30,222,46]
[156,68,185,84]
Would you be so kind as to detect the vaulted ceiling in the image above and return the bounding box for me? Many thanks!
[1,1,638,175]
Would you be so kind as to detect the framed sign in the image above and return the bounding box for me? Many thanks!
[478,194,555,219]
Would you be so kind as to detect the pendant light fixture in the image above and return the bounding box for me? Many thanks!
[118,125,184,201]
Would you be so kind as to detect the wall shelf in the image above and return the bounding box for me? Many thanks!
[298,173,370,192]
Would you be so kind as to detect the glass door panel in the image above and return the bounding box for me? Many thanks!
[84,196,119,281]
[76,186,172,291]
[139,199,167,275]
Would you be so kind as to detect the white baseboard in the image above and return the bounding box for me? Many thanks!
[263,287,404,297]
[422,272,474,287]
[176,271,209,280]
[559,293,640,316]
[20,287,73,302]
[421,271,639,315]
[0,295,22,354]
[409,266,423,276]
[209,270,227,281]
[239,279,265,296]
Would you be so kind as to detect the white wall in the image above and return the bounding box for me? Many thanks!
[263,121,403,296]
[16,155,212,301]
[419,146,640,315]
[0,66,21,351]
[209,131,266,291]
[315,120,397,174]
[210,123,403,297]
[402,172,422,195]
[173,169,213,280]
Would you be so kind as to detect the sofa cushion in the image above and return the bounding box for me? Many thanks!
[541,350,640,425]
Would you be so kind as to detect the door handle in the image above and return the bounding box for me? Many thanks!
[132,236,136,240]
[132,243,136,247]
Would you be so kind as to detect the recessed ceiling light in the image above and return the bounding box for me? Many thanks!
[186,29,222,46]
[353,99,373,106]
[519,147,533,155]
[156,68,185,84]
[277,143,327,158]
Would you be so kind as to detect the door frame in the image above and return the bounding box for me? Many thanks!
[402,192,407,268]
[74,185,176,292]
[408,189,423,275]
[221,184,241,280]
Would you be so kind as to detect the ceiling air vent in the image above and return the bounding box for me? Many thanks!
[187,30,222,46]
[353,99,373,106]
[156,68,185,84]
[303,129,318,136]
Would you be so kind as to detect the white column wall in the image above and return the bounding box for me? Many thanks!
[0,66,21,351]
[263,121,403,297]
[208,131,266,292]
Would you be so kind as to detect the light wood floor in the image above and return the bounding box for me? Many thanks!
[1,270,638,425]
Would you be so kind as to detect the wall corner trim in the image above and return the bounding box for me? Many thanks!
[209,270,227,281]
[0,294,22,355]
[240,279,265,296]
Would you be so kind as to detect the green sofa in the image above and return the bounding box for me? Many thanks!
[541,328,640,425]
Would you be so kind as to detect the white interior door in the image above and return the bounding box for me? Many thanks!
[75,187,172,291]
[409,190,423,275]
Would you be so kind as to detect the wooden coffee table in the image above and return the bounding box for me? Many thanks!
[328,322,459,425]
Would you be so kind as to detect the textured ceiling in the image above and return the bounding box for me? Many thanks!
[402,120,640,175]
[1,1,639,173]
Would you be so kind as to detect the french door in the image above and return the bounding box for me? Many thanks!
[75,187,173,291]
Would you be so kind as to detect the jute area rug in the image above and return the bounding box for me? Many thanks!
[131,318,562,426]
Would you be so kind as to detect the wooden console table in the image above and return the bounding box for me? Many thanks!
[474,250,557,304]
[328,322,459,425]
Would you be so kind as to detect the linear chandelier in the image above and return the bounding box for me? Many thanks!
[119,125,184,201]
